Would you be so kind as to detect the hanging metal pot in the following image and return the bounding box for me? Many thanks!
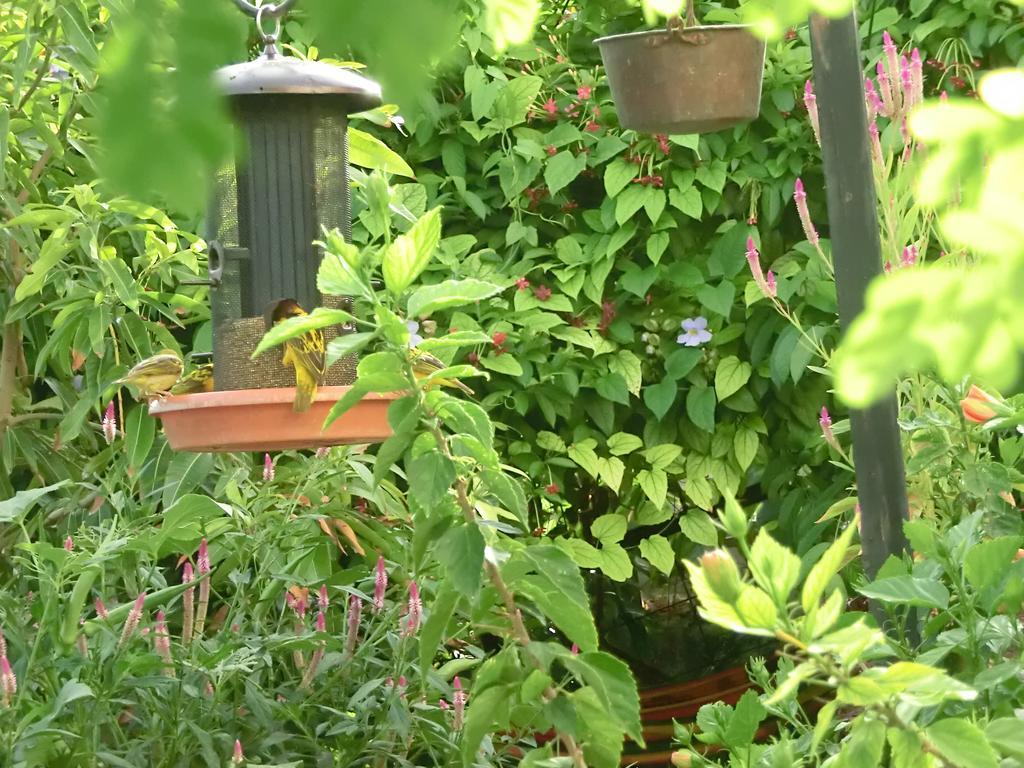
[595,0,766,134]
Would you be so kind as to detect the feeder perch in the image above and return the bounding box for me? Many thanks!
[152,3,392,452]
[596,1,765,134]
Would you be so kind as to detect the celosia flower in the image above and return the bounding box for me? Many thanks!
[118,592,146,648]
[94,597,109,620]
[345,595,362,657]
[765,271,777,298]
[406,320,423,348]
[182,562,195,645]
[373,556,387,612]
[901,245,917,267]
[439,698,450,710]
[910,49,924,107]
[868,120,884,168]
[315,446,330,459]
[803,81,821,146]
[698,550,743,603]
[819,406,841,451]
[745,237,775,299]
[899,55,913,111]
[453,676,466,731]
[1,656,16,705]
[195,539,211,639]
[263,453,275,483]
[232,739,244,766]
[102,401,117,444]
[0,627,6,658]
[864,78,883,121]
[570,643,579,655]
[793,179,819,247]
[403,581,422,637]
[882,32,900,100]
[677,317,712,347]
[64,536,73,552]
[960,385,1000,423]
[318,585,329,611]
[876,60,895,117]
[154,611,174,677]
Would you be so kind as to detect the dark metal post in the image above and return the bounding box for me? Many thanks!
[808,13,910,578]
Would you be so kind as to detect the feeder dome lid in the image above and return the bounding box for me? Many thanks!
[216,54,383,112]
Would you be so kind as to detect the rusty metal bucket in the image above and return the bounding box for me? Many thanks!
[596,14,766,134]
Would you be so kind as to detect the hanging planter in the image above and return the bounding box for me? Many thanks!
[595,0,766,134]
[151,1,392,452]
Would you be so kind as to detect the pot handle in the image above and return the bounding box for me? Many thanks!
[666,0,707,44]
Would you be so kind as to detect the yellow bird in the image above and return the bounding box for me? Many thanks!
[270,298,325,412]
[115,351,183,399]
[410,348,474,396]
[169,363,215,395]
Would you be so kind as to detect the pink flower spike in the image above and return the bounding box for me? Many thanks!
[155,610,173,676]
[316,611,326,633]
[64,536,73,552]
[803,81,821,146]
[453,676,466,731]
[345,595,362,657]
[0,627,6,658]
[794,178,819,247]
[318,585,329,611]
[263,453,274,483]
[571,643,580,655]
[910,49,924,106]
[876,61,895,117]
[198,539,210,575]
[819,406,840,451]
[765,271,777,298]
[102,401,117,444]
[864,78,882,121]
[745,236,765,282]
[939,91,948,102]
[398,675,407,687]
[439,698,450,710]
[403,581,422,637]
[883,31,899,83]
[868,120,884,168]
[94,597,109,619]
[119,592,146,648]
[373,556,387,612]
[232,739,244,765]
[884,261,893,274]
[314,446,329,459]
[1,656,17,700]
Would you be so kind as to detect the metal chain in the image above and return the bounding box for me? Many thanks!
[231,0,297,19]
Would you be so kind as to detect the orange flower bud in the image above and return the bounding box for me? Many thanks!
[960,386,1000,423]
[699,549,743,604]
[671,751,693,767]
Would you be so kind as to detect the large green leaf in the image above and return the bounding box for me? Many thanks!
[926,719,999,768]
[436,523,484,596]
[161,452,213,509]
[250,308,356,359]
[564,651,644,744]
[348,126,415,177]
[715,356,752,400]
[407,279,504,318]
[544,150,587,196]
[639,535,675,575]
[858,576,949,609]
[0,481,70,524]
[382,207,442,296]
[506,545,599,652]
[124,405,155,471]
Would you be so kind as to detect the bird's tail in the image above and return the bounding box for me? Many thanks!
[293,368,318,413]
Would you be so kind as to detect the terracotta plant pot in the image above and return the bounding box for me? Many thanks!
[149,387,397,452]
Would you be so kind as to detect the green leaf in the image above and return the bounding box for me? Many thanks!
[251,308,356,359]
[348,127,415,177]
[986,719,1024,759]
[506,545,599,652]
[124,405,155,471]
[686,386,717,432]
[479,353,523,377]
[647,232,670,265]
[568,439,600,478]
[98,257,140,310]
[665,347,702,379]
[156,494,227,556]
[608,433,640,460]
[858,576,950,609]
[964,536,1021,592]
[407,278,504,318]
[643,377,677,419]
[592,514,626,544]
[724,689,767,747]
[598,542,633,581]
[490,75,542,128]
[637,468,668,508]
[801,521,858,613]
[318,240,372,299]
[640,535,675,575]
[715,356,752,400]
[615,184,647,225]
[595,373,630,405]
[383,207,442,296]
[696,281,735,317]
[748,529,801,606]
[419,582,459,675]
[545,150,587,196]
[597,456,625,492]
[0,481,70,524]
[437,524,485,595]
[605,159,636,197]
[644,444,682,470]
[836,718,886,768]
[408,453,455,512]
[161,452,213,509]
[326,332,376,368]
[480,470,529,529]
[926,719,1000,768]
[733,427,759,471]
[669,185,702,219]
[563,651,644,744]
[461,683,515,766]
[679,510,718,547]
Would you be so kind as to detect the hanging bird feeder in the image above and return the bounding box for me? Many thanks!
[151,0,398,452]
[595,0,766,134]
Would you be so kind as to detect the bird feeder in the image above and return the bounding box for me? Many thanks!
[595,0,765,134]
[151,0,398,451]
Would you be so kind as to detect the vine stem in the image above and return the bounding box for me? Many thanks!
[427,417,588,768]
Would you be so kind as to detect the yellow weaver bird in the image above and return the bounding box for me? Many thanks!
[115,351,183,399]
[410,348,474,396]
[269,298,326,412]
[169,363,215,395]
